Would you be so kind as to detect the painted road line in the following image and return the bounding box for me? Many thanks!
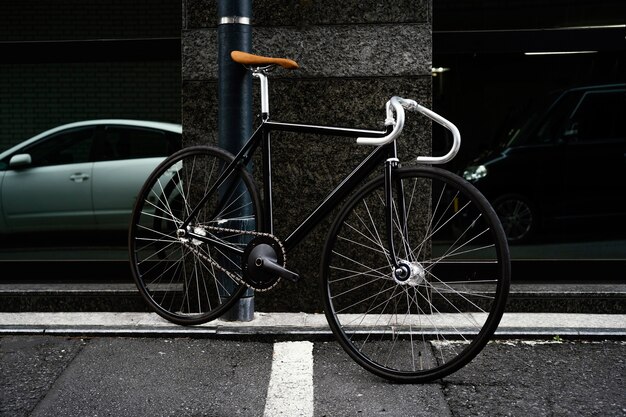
[264,341,314,417]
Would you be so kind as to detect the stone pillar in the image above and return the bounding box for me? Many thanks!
[182,0,432,312]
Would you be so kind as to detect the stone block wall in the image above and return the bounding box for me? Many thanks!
[182,0,432,312]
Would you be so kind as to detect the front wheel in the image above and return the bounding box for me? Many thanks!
[492,193,537,244]
[321,166,510,383]
[129,146,262,325]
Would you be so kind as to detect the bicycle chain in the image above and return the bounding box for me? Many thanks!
[181,225,286,292]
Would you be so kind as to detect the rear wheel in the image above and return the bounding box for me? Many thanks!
[321,166,510,383]
[129,146,261,325]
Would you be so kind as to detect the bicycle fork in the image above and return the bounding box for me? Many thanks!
[384,157,425,286]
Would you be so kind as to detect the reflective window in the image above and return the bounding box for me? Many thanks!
[564,91,626,142]
[98,126,173,161]
[23,128,94,168]
[531,92,580,145]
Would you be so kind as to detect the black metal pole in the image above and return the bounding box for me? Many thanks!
[218,0,254,321]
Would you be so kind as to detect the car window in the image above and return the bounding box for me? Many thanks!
[564,90,626,142]
[24,127,95,168]
[526,91,579,145]
[503,91,578,147]
[99,126,172,161]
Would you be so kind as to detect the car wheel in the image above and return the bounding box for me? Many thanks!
[492,194,537,244]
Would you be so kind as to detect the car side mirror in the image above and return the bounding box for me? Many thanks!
[9,153,33,169]
[561,121,579,142]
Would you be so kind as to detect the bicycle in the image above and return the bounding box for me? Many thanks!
[128,50,511,383]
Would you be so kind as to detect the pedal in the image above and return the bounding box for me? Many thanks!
[242,238,299,290]
[255,256,300,283]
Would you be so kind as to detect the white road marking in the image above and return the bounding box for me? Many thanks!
[263,341,314,417]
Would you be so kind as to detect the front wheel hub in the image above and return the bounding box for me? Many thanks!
[393,261,426,287]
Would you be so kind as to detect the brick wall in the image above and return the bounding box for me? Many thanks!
[182,0,433,312]
[0,0,181,150]
[0,0,180,41]
[0,62,181,149]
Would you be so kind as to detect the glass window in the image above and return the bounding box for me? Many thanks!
[24,127,94,167]
[564,90,626,142]
[532,92,579,144]
[99,126,171,161]
[502,91,580,147]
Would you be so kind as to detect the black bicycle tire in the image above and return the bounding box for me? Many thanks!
[129,145,261,325]
[321,165,510,383]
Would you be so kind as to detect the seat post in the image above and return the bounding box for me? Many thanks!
[253,70,270,120]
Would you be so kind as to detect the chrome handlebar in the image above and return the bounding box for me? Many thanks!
[355,96,407,146]
[356,96,461,165]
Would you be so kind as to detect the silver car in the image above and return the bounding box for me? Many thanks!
[0,120,181,234]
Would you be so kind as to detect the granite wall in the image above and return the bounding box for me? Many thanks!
[182,0,432,312]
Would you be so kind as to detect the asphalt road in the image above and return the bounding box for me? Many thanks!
[2,335,625,417]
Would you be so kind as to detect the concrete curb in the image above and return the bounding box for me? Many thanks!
[1,312,624,339]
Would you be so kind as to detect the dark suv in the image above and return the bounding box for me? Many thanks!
[462,84,626,243]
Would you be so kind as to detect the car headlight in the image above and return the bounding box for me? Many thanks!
[463,165,487,181]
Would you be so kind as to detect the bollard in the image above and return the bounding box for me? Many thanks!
[217,0,254,321]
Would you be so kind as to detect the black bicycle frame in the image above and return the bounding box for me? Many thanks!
[182,118,396,254]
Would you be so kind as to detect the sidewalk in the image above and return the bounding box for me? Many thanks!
[1,312,625,417]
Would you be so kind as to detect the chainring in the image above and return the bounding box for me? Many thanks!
[241,235,286,291]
